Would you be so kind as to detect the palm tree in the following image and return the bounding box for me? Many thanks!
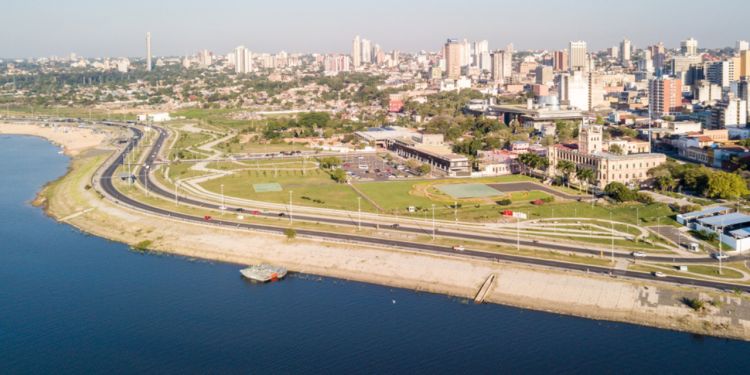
[556,160,576,188]
[575,167,595,193]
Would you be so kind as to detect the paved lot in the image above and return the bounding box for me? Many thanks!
[651,225,715,253]
[488,182,583,200]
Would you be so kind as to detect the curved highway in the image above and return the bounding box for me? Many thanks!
[89,120,750,294]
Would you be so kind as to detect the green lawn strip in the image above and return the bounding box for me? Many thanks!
[199,169,376,212]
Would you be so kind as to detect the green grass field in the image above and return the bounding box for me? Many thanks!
[199,169,375,212]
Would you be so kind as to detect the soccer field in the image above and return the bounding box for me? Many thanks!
[436,184,503,199]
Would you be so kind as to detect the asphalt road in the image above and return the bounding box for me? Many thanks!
[86,121,750,294]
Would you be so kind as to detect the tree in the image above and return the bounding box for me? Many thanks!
[556,160,576,187]
[417,164,432,176]
[654,175,677,192]
[330,168,347,183]
[283,228,297,240]
[575,167,595,192]
[604,182,637,202]
[705,171,750,199]
[609,144,624,155]
[319,156,341,169]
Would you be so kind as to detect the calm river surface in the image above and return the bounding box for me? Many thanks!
[1,135,749,374]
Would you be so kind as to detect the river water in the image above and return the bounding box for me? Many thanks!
[1,135,749,374]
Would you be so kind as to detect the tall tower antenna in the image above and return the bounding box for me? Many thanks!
[146,32,152,72]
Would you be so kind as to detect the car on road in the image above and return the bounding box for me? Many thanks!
[712,253,730,260]
[652,271,667,278]
[251,210,261,215]
[452,245,466,252]
[631,251,647,258]
[235,208,244,212]
[203,215,212,221]
[391,223,400,229]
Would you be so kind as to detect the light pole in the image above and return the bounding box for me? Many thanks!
[289,190,293,224]
[719,217,724,275]
[357,197,362,231]
[516,216,520,252]
[144,165,150,196]
[220,184,225,212]
[174,181,180,205]
[431,204,436,240]
[454,201,458,224]
[610,211,614,263]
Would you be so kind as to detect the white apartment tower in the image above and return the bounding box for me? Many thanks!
[569,41,587,71]
[681,38,698,56]
[352,35,362,68]
[620,38,631,64]
[234,46,253,74]
[146,32,152,72]
[490,50,511,83]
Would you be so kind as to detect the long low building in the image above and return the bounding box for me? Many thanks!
[677,206,733,227]
[692,212,750,252]
[386,138,470,176]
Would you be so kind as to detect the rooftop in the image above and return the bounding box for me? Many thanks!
[678,206,732,220]
[697,212,750,227]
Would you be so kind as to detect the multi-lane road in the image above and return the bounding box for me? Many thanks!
[76,119,750,293]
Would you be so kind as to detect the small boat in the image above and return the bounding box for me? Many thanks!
[240,264,288,283]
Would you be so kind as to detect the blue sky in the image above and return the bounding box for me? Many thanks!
[3,0,749,57]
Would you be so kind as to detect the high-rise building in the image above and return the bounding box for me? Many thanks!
[535,65,553,85]
[707,60,736,88]
[648,43,666,73]
[569,41,587,70]
[444,39,462,79]
[558,70,589,111]
[146,32,152,72]
[739,50,750,78]
[361,39,372,64]
[352,35,362,68]
[197,50,212,67]
[473,40,489,68]
[737,40,749,52]
[681,38,698,56]
[711,96,748,128]
[619,38,631,64]
[233,46,253,74]
[553,50,568,71]
[490,50,511,83]
[649,77,683,117]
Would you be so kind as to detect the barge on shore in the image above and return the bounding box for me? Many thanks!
[240,264,288,282]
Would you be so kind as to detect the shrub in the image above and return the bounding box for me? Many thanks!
[541,196,555,203]
[283,228,296,240]
[133,240,152,251]
[682,297,705,312]
[496,199,512,206]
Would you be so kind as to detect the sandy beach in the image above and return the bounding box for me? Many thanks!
[0,121,107,156]
[6,121,750,341]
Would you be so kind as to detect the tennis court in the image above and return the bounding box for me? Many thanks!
[253,183,283,193]
[437,183,503,199]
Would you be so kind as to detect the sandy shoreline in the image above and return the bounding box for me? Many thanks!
[0,122,107,156]
[7,122,750,341]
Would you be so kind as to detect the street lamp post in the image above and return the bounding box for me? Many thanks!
[174,181,179,205]
[454,201,458,224]
[144,165,150,196]
[220,184,225,213]
[610,211,615,263]
[431,204,436,240]
[289,190,293,224]
[357,197,362,231]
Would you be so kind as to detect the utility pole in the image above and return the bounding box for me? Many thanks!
[610,211,615,263]
[719,217,724,275]
[357,197,362,231]
[431,204,436,240]
[144,165,149,196]
[220,184,225,212]
[174,181,179,205]
[516,217,520,251]
[454,201,458,224]
[289,190,293,224]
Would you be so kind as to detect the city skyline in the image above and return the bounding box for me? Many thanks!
[3,0,750,57]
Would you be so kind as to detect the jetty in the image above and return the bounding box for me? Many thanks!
[474,273,496,304]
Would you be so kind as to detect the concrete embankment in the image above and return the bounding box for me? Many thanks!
[14,122,750,342]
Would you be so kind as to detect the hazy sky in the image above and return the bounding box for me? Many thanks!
[3,0,750,58]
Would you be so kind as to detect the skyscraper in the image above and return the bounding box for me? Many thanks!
[569,41,587,71]
[444,39,462,79]
[490,50,511,83]
[361,39,372,64]
[553,50,568,71]
[352,35,362,68]
[681,38,698,56]
[146,32,152,72]
[737,40,749,52]
[619,38,631,64]
[234,46,253,74]
[649,77,683,117]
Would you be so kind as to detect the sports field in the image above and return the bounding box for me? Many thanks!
[253,183,282,193]
[436,184,503,199]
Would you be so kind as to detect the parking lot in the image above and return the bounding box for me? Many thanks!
[341,153,414,181]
